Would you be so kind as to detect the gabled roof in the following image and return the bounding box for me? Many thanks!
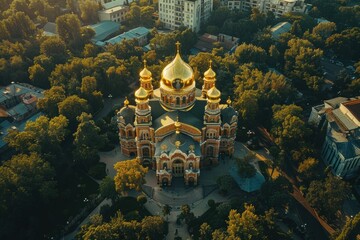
[89,21,120,42]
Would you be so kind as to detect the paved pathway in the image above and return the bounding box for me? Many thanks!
[63,198,112,240]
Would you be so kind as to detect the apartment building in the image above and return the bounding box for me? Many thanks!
[227,0,308,18]
[159,0,213,33]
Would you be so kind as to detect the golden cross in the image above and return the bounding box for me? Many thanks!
[143,59,147,68]
[176,41,181,54]
[209,60,212,68]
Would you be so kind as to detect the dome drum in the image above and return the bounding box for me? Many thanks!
[160,87,196,110]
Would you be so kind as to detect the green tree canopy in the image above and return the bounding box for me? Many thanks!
[306,172,351,221]
[58,95,89,129]
[114,159,148,195]
[0,153,57,239]
[5,115,68,155]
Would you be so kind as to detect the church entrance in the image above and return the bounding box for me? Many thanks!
[172,159,184,177]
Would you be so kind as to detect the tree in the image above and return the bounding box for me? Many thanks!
[234,43,267,65]
[28,63,48,88]
[140,216,166,240]
[312,22,336,40]
[236,154,256,178]
[100,176,118,203]
[200,223,212,240]
[162,204,172,218]
[81,76,97,96]
[58,95,89,129]
[178,204,195,225]
[126,3,141,27]
[37,86,66,117]
[227,204,261,239]
[216,175,235,195]
[306,173,351,221]
[335,213,360,240]
[0,153,57,240]
[271,104,311,151]
[73,113,104,169]
[284,38,323,91]
[5,115,68,156]
[137,194,147,207]
[1,12,36,40]
[233,89,259,126]
[297,157,319,181]
[40,37,68,63]
[326,27,360,60]
[114,159,148,195]
[79,0,99,24]
[56,14,82,49]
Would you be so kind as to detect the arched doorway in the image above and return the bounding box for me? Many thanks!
[162,177,168,186]
[207,146,214,157]
[172,159,184,177]
[188,177,195,186]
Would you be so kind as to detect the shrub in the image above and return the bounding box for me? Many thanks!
[88,162,106,180]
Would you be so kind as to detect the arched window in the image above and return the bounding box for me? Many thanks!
[182,96,186,104]
[143,148,150,157]
[176,97,180,105]
[163,162,167,169]
[127,130,132,138]
[189,162,193,169]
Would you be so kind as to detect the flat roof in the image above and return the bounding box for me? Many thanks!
[332,108,358,131]
[105,27,149,44]
[99,5,128,14]
[343,99,360,123]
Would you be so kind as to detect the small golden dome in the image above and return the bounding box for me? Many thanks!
[226,96,232,106]
[135,87,148,100]
[161,42,193,88]
[124,96,129,107]
[139,60,152,79]
[207,86,221,99]
[204,60,216,79]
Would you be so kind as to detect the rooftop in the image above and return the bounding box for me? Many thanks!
[99,5,128,14]
[343,99,360,123]
[89,21,120,42]
[105,27,149,45]
[102,0,131,9]
[270,22,292,40]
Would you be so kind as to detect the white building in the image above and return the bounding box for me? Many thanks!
[158,0,213,33]
[227,0,308,18]
[309,97,360,179]
[98,5,129,23]
[96,0,132,6]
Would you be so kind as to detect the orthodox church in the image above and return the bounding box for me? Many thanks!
[117,42,238,186]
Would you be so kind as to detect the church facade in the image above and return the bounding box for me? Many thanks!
[117,42,238,186]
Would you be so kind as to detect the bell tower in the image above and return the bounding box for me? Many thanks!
[139,60,153,98]
[203,85,221,165]
[134,86,153,165]
[202,60,216,98]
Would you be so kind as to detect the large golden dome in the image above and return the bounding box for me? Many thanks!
[161,42,194,90]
